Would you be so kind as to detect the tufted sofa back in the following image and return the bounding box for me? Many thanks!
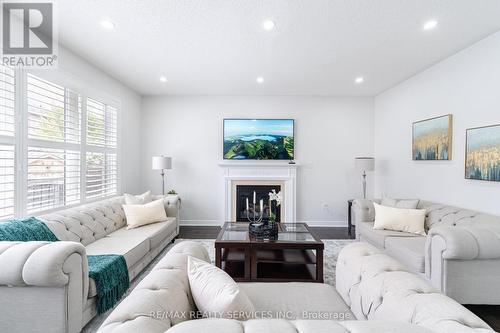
[353,198,500,234]
[336,242,494,333]
[417,200,500,233]
[38,195,181,246]
[39,197,127,246]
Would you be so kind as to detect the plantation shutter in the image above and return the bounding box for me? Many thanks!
[0,66,15,219]
[26,74,82,213]
[85,98,118,199]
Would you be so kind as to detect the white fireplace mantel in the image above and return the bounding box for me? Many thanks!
[218,161,298,223]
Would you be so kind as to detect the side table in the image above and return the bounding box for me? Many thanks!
[348,199,354,237]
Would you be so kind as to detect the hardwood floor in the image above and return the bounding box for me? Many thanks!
[465,305,500,332]
[178,225,499,330]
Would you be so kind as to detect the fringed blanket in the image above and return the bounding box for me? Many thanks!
[87,255,130,314]
[0,217,129,314]
[0,217,58,241]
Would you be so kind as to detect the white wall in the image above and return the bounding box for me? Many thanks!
[32,45,143,194]
[374,31,500,215]
[141,96,374,226]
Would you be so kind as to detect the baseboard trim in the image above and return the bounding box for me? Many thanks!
[180,220,222,226]
[298,220,347,227]
[180,220,347,227]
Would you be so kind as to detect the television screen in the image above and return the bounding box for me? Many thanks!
[223,119,294,160]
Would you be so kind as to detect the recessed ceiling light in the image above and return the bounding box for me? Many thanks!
[256,77,264,83]
[355,77,364,84]
[262,20,276,31]
[423,20,438,31]
[159,76,167,83]
[100,20,115,30]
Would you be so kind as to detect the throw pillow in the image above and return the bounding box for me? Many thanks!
[381,196,420,209]
[123,199,167,229]
[373,202,426,235]
[124,190,153,205]
[187,256,254,320]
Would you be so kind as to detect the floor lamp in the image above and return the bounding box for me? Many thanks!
[355,157,375,199]
[152,156,172,195]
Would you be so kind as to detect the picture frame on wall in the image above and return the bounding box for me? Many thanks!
[412,114,453,160]
[465,123,500,182]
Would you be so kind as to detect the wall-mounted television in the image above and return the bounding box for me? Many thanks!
[223,119,294,160]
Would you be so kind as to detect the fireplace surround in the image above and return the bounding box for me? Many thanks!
[219,161,298,223]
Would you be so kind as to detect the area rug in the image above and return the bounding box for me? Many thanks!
[83,238,354,332]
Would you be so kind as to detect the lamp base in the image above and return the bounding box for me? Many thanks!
[362,172,367,199]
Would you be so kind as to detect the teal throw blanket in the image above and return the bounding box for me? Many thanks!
[0,217,58,241]
[0,217,129,314]
[88,255,130,314]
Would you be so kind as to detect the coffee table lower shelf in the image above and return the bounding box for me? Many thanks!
[220,248,321,282]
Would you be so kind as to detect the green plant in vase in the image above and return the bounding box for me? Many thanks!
[268,189,282,224]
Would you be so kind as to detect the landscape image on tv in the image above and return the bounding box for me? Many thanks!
[223,119,294,160]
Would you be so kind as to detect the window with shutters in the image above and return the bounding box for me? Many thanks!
[0,66,15,219]
[85,98,118,200]
[26,74,82,213]
[0,68,120,220]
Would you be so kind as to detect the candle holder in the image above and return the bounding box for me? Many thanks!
[246,204,263,224]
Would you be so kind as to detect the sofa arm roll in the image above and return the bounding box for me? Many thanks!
[426,226,500,260]
[0,241,88,287]
[352,199,376,225]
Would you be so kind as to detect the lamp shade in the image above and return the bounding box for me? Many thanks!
[152,156,172,170]
[355,157,375,172]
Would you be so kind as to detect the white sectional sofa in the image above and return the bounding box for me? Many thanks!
[353,198,500,305]
[0,195,180,333]
[97,241,494,333]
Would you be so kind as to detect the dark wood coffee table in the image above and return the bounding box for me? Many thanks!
[215,222,324,283]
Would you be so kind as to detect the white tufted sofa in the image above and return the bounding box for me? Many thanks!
[353,199,500,304]
[97,241,494,333]
[0,195,180,333]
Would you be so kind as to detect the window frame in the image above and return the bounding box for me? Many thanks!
[4,67,122,219]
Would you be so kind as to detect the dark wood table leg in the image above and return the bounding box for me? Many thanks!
[316,248,324,283]
[249,247,257,280]
[348,200,353,237]
[245,247,253,281]
[215,246,222,268]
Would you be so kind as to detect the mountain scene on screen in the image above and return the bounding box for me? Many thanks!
[224,119,294,160]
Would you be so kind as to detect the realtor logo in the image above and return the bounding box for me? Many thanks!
[1,1,57,68]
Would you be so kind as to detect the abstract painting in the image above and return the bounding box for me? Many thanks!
[412,115,453,160]
[466,124,500,181]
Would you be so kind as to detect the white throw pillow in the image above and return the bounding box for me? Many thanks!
[381,196,419,209]
[124,190,153,205]
[187,256,254,320]
[123,199,167,229]
[373,203,426,235]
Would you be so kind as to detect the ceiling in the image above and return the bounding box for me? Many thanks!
[58,0,500,96]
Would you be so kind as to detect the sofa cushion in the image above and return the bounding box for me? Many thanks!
[381,197,420,209]
[188,256,255,320]
[385,237,426,273]
[86,236,149,298]
[124,191,153,205]
[123,199,168,230]
[85,235,150,268]
[239,282,354,321]
[373,203,426,236]
[358,222,420,249]
[107,218,177,249]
